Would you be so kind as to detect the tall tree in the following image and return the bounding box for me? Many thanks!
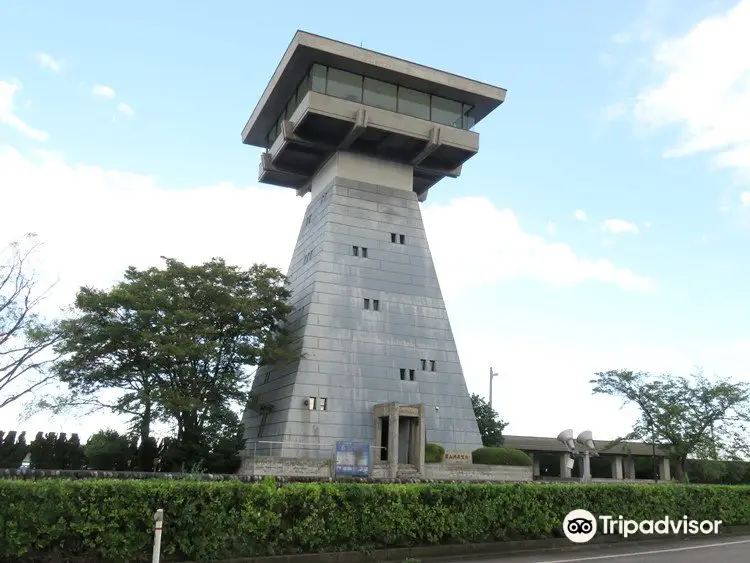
[470,393,508,447]
[591,369,750,480]
[52,257,295,469]
[0,234,60,410]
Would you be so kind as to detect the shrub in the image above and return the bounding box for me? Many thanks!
[424,443,445,463]
[685,459,750,484]
[0,431,29,469]
[472,447,532,466]
[0,480,748,562]
[84,430,131,470]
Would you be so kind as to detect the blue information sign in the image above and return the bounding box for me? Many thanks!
[334,440,371,477]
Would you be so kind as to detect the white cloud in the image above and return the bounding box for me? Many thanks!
[0,80,49,141]
[34,53,63,73]
[116,103,134,118]
[643,221,653,228]
[573,209,588,222]
[424,198,655,294]
[741,191,750,206]
[0,145,308,319]
[0,149,657,314]
[546,220,557,236]
[602,218,640,235]
[633,0,750,180]
[92,85,116,99]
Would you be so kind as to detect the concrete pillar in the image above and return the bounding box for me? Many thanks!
[388,406,399,478]
[415,404,425,475]
[374,415,383,459]
[531,453,541,477]
[660,457,671,481]
[625,456,636,479]
[610,455,624,480]
[560,453,572,478]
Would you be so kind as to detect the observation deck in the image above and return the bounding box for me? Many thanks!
[241,31,506,200]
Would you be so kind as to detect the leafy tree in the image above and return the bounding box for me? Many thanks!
[591,369,750,480]
[29,431,59,469]
[53,432,70,469]
[0,234,60,411]
[52,257,295,470]
[0,430,29,468]
[470,393,507,447]
[68,433,85,470]
[131,435,159,472]
[84,429,131,470]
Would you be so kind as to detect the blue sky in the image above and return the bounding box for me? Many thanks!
[1,0,749,440]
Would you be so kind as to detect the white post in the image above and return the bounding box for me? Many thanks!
[152,509,164,563]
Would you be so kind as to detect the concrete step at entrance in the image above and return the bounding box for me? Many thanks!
[396,463,419,476]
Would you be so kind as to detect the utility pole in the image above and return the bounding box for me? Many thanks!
[489,367,498,408]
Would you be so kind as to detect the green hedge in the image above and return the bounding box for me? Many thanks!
[1,480,749,562]
[472,447,533,466]
[425,443,445,463]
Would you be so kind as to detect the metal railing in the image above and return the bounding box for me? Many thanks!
[247,440,333,461]
[245,441,389,474]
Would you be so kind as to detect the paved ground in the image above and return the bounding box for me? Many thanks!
[457,535,750,562]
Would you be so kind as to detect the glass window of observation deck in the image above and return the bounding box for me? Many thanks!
[398,86,430,120]
[311,64,327,93]
[326,67,363,103]
[462,105,475,129]
[431,95,463,128]
[363,77,397,112]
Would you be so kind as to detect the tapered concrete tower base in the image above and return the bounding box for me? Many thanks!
[242,151,483,457]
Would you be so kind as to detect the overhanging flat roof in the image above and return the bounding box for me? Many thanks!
[242,30,507,147]
[503,435,672,457]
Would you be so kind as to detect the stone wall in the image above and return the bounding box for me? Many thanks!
[240,456,332,478]
[239,457,532,482]
[425,463,533,482]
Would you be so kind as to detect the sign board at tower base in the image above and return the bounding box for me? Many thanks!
[334,441,371,477]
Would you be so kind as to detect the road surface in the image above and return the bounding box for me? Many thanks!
[456,535,750,562]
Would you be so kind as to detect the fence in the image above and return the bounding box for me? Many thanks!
[246,440,387,463]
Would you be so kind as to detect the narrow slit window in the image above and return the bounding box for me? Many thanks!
[305,215,312,226]
[373,299,379,311]
[353,246,359,256]
[400,368,406,380]
[430,360,436,371]
[308,397,316,410]
[399,234,406,244]
[258,413,268,437]
[421,359,426,370]
[409,369,415,381]
[391,233,397,243]
[364,298,370,309]
[362,247,368,258]
[319,398,327,411]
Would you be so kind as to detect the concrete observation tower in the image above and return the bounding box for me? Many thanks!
[240,31,506,465]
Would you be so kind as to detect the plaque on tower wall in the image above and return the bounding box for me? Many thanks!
[444,451,473,464]
[334,441,371,477]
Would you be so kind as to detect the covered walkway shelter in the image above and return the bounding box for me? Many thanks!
[503,435,673,481]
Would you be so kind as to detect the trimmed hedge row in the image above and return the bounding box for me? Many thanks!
[1,480,749,562]
[473,447,533,466]
[425,443,445,463]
